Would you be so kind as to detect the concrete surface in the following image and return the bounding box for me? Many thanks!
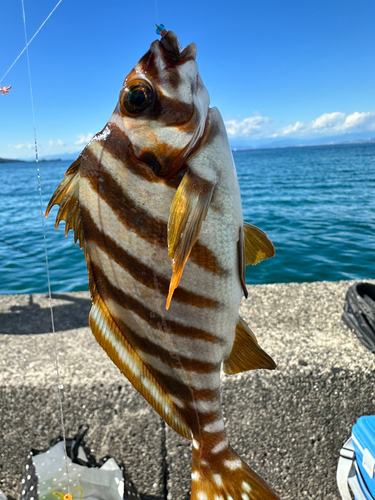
[1,281,375,500]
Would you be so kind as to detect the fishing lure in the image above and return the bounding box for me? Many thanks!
[0,85,11,95]
[155,23,167,37]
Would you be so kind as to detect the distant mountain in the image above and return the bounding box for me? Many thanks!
[3,134,375,164]
[40,152,79,161]
[0,157,27,163]
[229,131,375,150]
[0,152,79,163]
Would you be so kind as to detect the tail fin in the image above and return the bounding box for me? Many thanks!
[191,445,280,500]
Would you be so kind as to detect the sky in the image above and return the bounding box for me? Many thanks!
[1,0,375,159]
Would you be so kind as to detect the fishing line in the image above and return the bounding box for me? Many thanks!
[155,0,159,25]
[0,0,63,84]
[20,0,71,494]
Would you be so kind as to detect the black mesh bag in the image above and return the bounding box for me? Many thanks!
[342,282,375,353]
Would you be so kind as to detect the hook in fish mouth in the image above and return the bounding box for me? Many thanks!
[160,31,197,64]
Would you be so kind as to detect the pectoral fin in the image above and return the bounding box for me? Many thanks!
[89,287,192,440]
[243,221,275,266]
[167,171,215,309]
[45,156,84,248]
[224,317,276,374]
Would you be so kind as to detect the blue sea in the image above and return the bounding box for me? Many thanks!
[0,143,374,294]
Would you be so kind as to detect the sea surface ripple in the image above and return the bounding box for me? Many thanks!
[0,143,374,294]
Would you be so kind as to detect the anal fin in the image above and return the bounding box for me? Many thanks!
[89,293,192,440]
[224,317,276,374]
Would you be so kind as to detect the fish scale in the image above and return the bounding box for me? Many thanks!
[47,30,278,500]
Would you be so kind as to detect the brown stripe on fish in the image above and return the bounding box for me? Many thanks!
[102,119,190,180]
[123,50,155,85]
[161,65,181,90]
[133,38,183,90]
[94,312,223,424]
[116,61,197,129]
[89,296,191,439]
[100,296,225,364]
[90,262,222,344]
[191,428,229,464]
[131,350,221,391]
[87,124,165,184]
[146,369,219,404]
[81,151,225,275]
[159,32,194,68]
[187,411,225,435]
[150,91,194,126]
[137,141,185,176]
[81,150,168,245]
[190,241,225,276]
[112,313,220,373]
[118,51,187,120]
[173,403,227,440]
[102,121,182,178]
[189,398,221,414]
[115,85,197,129]
[81,206,219,309]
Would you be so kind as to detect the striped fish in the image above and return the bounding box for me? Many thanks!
[46,31,279,500]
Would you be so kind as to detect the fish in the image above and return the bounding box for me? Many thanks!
[46,30,279,500]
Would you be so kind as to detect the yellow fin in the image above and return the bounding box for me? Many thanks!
[243,221,275,266]
[45,157,84,248]
[167,171,215,309]
[89,291,192,440]
[223,317,276,374]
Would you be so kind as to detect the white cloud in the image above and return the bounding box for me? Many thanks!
[272,111,375,138]
[75,133,94,145]
[343,111,375,131]
[6,139,71,160]
[8,142,34,149]
[49,139,65,147]
[225,114,273,139]
[224,110,375,140]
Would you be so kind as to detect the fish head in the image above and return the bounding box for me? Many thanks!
[111,31,210,178]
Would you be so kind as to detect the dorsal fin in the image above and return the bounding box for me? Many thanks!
[45,156,84,248]
[223,317,276,374]
[243,221,275,266]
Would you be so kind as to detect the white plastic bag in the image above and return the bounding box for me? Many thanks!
[19,426,141,500]
[33,441,123,500]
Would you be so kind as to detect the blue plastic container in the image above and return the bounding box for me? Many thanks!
[352,416,375,500]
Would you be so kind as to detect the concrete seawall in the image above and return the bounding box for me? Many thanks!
[1,280,374,500]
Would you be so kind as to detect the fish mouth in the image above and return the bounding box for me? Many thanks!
[160,31,197,64]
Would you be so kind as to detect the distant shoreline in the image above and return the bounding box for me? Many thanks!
[231,138,375,152]
[0,158,62,163]
[1,139,375,162]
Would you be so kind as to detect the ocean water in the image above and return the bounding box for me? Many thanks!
[0,143,374,294]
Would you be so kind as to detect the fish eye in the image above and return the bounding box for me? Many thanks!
[120,81,154,115]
